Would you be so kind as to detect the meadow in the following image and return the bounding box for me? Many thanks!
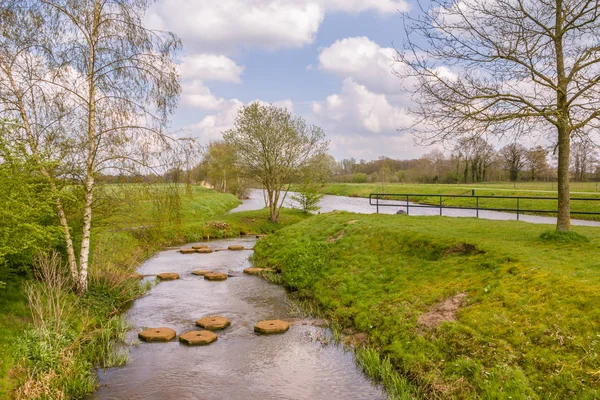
[253,212,600,399]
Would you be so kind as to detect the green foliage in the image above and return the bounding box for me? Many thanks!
[291,182,324,213]
[254,213,600,399]
[0,129,61,279]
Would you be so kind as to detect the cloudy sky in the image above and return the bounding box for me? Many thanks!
[145,0,424,161]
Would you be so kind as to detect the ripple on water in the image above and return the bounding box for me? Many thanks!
[91,238,386,400]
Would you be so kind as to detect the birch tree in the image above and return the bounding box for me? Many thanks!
[0,0,180,294]
[398,0,600,231]
[224,103,328,222]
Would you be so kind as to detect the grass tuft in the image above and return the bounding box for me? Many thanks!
[539,230,590,243]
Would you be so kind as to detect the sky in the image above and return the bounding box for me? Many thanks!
[144,0,430,161]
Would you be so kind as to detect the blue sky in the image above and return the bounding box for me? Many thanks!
[146,0,426,160]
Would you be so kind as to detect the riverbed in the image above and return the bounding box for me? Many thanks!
[91,236,386,400]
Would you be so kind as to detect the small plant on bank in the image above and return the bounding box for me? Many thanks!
[291,181,324,213]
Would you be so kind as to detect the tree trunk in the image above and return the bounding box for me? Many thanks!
[556,125,571,231]
[78,0,101,295]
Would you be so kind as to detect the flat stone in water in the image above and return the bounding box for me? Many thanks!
[254,320,290,334]
[179,330,218,346]
[204,272,227,281]
[157,272,179,281]
[196,316,231,330]
[191,269,211,276]
[179,248,196,254]
[196,248,213,254]
[228,245,246,251]
[138,327,176,342]
[243,267,275,275]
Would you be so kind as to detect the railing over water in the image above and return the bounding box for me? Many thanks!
[369,192,600,220]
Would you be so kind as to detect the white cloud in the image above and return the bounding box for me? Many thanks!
[317,36,404,94]
[179,54,244,83]
[312,78,412,134]
[147,1,409,52]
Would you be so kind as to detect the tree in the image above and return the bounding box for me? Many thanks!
[571,138,597,182]
[0,1,180,294]
[202,140,247,197]
[500,143,527,182]
[224,102,328,222]
[455,137,495,183]
[526,146,549,182]
[398,0,600,231]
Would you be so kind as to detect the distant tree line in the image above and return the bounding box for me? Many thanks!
[332,138,599,185]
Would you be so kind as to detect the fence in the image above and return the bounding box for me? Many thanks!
[369,193,600,220]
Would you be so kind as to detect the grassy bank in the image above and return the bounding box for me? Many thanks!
[253,212,600,399]
[320,183,600,221]
[2,186,301,399]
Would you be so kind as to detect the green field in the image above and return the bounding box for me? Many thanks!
[320,183,600,221]
[253,213,600,399]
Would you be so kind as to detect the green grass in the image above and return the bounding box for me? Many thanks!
[320,183,600,221]
[253,212,600,399]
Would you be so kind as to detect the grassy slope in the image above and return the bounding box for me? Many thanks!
[253,212,600,399]
[320,183,600,221]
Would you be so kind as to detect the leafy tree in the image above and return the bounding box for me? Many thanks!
[500,143,527,182]
[224,103,328,222]
[0,122,61,283]
[202,140,248,197]
[526,146,549,181]
[399,0,600,231]
[0,1,181,294]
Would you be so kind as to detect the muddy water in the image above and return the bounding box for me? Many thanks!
[233,189,600,227]
[92,237,386,400]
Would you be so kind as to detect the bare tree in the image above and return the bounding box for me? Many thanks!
[526,146,550,182]
[0,1,181,294]
[455,137,495,183]
[571,137,597,182]
[224,102,328,222]
[499,143,527,182]
[398,0,600,231]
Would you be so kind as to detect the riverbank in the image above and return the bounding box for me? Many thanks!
[252,212,600,399]
[0,186,306,399]
[318,183,600,221]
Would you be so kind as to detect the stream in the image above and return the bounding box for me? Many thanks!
[91,236,386,400]
[233,189,600,227]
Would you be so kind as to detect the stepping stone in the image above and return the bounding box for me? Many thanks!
[191,269,212,276]
[179,330,218,346]
[243,267,275,275]
[131,272,144,280]
[204,272,227,281]
[196,316,231,330]
[138,327,176,342]
[157,272,179,281]
[254,320,290,334]
[192,245,209,250]
[228,245,245,251]
[196,248,213,254]
[180,248,196,254]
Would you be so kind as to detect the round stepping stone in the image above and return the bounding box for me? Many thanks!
[204,272,227,281]
[138,327,176,342]
[228,245,245,251]
[196,248,213,254]
[196,316,231,330]
[192,245,209,250]
[243,267,275,275]
[157,272,179,281]
[180,248,196,254]
[254,320,290,334]
[191,269,211,276]
[179,330,218,346]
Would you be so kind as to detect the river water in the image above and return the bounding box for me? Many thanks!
[91,236,386,400]
[233,189,600,227]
